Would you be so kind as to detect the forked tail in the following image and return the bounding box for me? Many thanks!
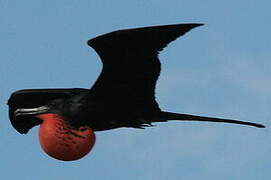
[157,111,265,128]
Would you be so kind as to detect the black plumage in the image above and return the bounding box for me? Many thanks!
[8,23,265,134]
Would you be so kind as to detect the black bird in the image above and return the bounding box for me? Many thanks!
[8,23,265,161]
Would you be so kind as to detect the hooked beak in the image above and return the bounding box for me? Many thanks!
[14,106,50,117]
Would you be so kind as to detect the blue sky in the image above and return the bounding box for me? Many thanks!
[1,0,270,179]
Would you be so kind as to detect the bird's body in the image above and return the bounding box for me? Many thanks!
[8,23,265,161]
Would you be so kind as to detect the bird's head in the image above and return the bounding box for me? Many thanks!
[12,98,64,128]
[8,89,95,161]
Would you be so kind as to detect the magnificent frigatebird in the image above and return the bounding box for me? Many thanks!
[8,23,265,161]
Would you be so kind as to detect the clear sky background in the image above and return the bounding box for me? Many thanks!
[1,0,270,179]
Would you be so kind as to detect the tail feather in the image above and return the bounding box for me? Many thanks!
[156,111,265,128]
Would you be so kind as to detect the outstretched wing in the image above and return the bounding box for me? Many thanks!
[87,24,203,115]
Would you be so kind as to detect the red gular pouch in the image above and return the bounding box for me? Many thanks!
[36,113,95,161]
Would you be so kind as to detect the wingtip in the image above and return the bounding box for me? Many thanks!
[192,23,204,27]
[180,23,204,32]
